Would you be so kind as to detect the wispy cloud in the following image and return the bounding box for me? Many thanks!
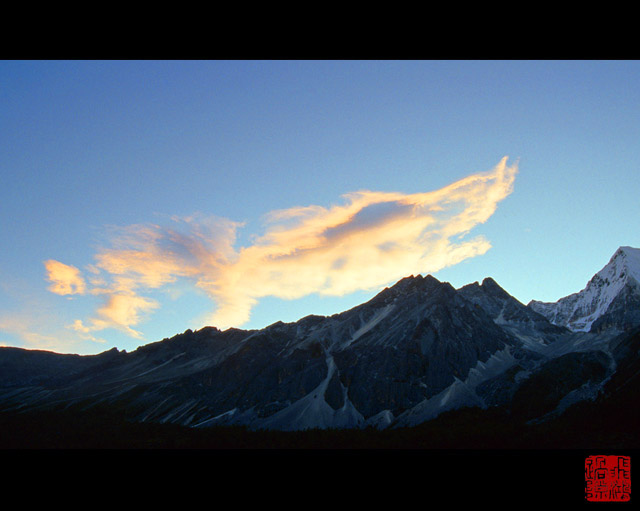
[0,310,107,353]
[44,157,517,336]
[0,314,63,350]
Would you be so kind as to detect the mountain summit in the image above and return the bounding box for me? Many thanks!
[458,277,568,346]
[528,246,640,332]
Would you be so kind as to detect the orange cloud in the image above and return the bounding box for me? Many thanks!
[46,157,517,336]
[204,157,517,327]
[71,293,159,339]
[44,260,86,295]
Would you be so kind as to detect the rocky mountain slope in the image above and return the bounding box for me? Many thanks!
[0,246,638,439]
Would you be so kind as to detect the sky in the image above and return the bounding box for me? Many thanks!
[1,60,640,355]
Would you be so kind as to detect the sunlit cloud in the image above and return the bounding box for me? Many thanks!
[44,260,86,295]
[71,293,159,339]
[44,157,517,336]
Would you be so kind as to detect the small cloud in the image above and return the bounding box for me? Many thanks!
[96,293,159,337]
[71,293,159,339]
[44,260,86,295]
[70,319,92,334]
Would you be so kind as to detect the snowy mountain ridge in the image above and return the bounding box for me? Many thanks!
[528,246,640,332]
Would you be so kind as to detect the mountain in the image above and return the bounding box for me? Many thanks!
[529,246,640,332]
[0,274,525,431]
[0,246,639,447]
[459,277,569,346]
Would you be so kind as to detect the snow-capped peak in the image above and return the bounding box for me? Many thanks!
[528,246,640,332]
[612,246,640,283]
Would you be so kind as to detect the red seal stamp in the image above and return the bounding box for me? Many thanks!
[585,455,631,502]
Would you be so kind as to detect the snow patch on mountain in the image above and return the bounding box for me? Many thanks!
[339,303,395,350]
[252,351,364,431]
[393,347,518,428]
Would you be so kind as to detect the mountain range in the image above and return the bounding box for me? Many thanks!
[1,246,640,448]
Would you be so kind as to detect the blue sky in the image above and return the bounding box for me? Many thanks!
[1,60,639,355]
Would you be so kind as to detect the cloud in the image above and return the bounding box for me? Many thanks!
[45,157,517,335]
[44,260,86,295]
[71,293,159,339]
